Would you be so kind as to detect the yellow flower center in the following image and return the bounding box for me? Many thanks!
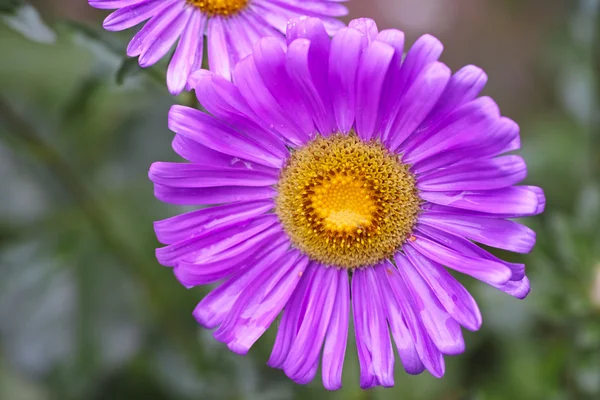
[276,134,421,269]
[187,0,249,16]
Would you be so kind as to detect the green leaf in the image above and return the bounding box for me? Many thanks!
[1,3,56,44]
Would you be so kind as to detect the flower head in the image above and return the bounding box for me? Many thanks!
[150,17,545,389]
[89,0,347,94]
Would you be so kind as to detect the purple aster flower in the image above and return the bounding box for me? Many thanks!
[89,0,347,94]
[150,17,545,389]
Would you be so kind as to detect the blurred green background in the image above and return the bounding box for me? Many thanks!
[1,0,599,399]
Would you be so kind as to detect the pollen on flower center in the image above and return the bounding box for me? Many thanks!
[187,0,249,16]
[311,176,377,233]
[276,134,421,269]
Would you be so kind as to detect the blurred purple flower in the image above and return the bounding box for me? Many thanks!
[89,0,347,94]
[149,17,545,389]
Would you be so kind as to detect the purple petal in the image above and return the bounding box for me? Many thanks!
[419,186,544,217]
[398,34,443,92]
[191,72,289,159]
[193,239,291,329]
[352,267,395,388]
[268,263,318,368]
[207,17,231,80]
[412,117,520,174]
[167,9,205,95]
[154,183,276,205]
[321,268,349,390]
[168,105,284,168]
[233,54,310,146]
[348,18,378,43]
[375,29,405,54]
[171,135,281,175]
[409,234,512,285]
[215,253,309,355]
[328,27,364,133]
[154,200,274,245]
[416,223,525,281]
[487,275,531,299]
[403,246,482,331]
[394,253,465,355]
[266,1,348,35]
[149,162,278,188]
[384,62,451,151]
[286,39,336,136]
[155,215,278,267]
[402,97,500,164]
[102,0,172,31]
[174,230,277,286]
[421,65,488,127]
[355,40,395,141]
[90,0,147,10]
[383,261,445,378]
[417,155,528,191]
[253,37,316,139]
[126,0,183,58]
[283,265,339,384]
[138,6,189,67]
[380,34,443,143]
[286,15,327,43]
[373,265,425,375]
[418,211,536,254]
[285,18,336,136]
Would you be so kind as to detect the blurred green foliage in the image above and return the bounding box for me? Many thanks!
[1,1,599,399]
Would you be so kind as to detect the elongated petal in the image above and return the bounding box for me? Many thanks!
[373,265,424,374]
[417,155,527,191]
[381,34,443,142]
[352,267,395,388]
[421,65,488,126]
[348,18,378,43]
[207,17,231,80]
[167,10,205,95]
[416,223,526,281]
[192,72,289,158]
[384,261,445,378]
[385,62,451,151]
[193,239,291,329]
[253,37,315,139]
[154,200,274,245]
[91,0,147,10]
[394,253,465,355]
[404,246,482,331]
[321,268,349,390]
[285,19,336,135]
[215,253,309,355]
[154,183,276,205]
[170,135,280,175]
[168,105,284,168]
[283,265,339,384]
[234,55,310,146]
[268,263,318,368]
[402,97,500,163]
[174,228,279,286]
[355,40,395,141]
[418,211,536,253]
[409,234,512,285]
[149,162,278,187]
[126,1,183,57]
[155,215,278,267]
[102,0,172,31]
[328,27,364,133]
[419,186,544,217]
